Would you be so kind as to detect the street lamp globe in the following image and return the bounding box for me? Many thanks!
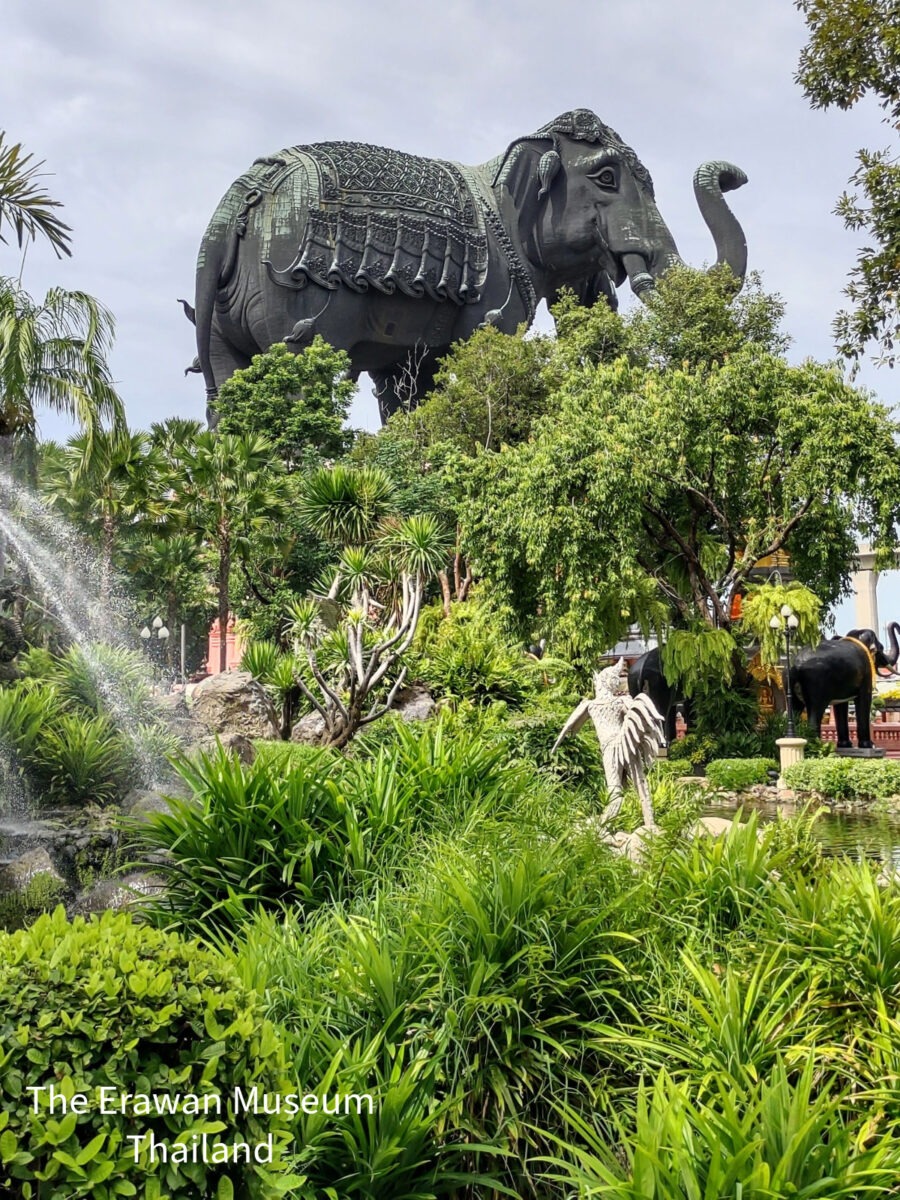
[787,614,799,630]
[158,626,170,641]
[140,626,151,640]
[780,604,794,619]
[769,615,781,630]
[152,615,163,630]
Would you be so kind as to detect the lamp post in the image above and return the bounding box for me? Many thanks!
[770,605,800,736]
[770,604,804,786]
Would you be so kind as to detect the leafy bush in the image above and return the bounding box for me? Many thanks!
[139,722,530,935]
[413,600,540,708]
[757,712,833,759]
[0,907,294,1198]
[30,712,133,805]
[783,756,900,801]
[668,733,717,769]
[137,748,355,935]
[705,758,778,791]
[503,703,605,786]
[649,758,693,779]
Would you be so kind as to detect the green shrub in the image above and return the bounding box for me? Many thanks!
[416,605,536,707]
[30,712,132,805]
[783,756,900,801]
[137,748,354,935]
[140,722,530,935]
[0,907,294,1198]
[668,733,717,769]
[649,757,693,779]
[503,703,606,786]
[705,758,778,791]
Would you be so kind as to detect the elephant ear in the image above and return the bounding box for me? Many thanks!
[537,151,561,198]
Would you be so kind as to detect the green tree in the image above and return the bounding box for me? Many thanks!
[460,282,900,662]
[214,339,354,471]
[0,132,71,258]
[120,533,207,669]
[39,430,166,596]
[413,323,554,454]
[173,432,288,672]
[0,278,124,443]
[795,0,900,365]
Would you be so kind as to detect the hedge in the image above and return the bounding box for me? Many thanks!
[705,758,778,791]
[783,757,900,802]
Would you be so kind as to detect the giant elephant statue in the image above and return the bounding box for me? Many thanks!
[627,647,692,746]
[791,625,900,747]
[188,108,749,422]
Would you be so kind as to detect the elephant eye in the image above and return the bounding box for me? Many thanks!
[589,165,618,190]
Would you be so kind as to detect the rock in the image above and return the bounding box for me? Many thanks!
[70,871,166,916]
[0,847,66,895]
[193,732,257,764]
[122,788,176,823]
[394,686,435,723]
[291,712,327,745]
[189,670,279,740]
[692,816,736,839]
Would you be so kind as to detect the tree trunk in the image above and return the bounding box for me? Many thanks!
[437,569,452,617]
[218,539,230,674]
[166,592,177,671]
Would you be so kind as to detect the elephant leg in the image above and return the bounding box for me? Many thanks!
[664,704,677,746]
[206,327,252,428]
[833,701,852,748]
[855,688,874,748]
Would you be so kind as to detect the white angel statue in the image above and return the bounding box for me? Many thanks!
[552,657,666,828]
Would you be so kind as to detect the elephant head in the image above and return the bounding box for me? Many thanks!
[849,623,900,673]
[490,109,748,308]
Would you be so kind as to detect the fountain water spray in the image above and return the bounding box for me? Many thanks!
[0,473,173,797]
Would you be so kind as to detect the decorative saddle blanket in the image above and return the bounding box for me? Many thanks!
[231,142,490,305]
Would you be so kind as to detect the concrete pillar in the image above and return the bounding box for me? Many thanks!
[776,736,807,790]
[852,564,880,632]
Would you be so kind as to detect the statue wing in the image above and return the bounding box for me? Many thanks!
[613,693,666,773]
[552,700,591,752]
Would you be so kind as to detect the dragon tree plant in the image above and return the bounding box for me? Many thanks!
[289,465,450,746]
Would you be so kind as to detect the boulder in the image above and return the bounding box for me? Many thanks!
[0,847,67,896]
[122,788,176,823]
[193,732,257,764]
[189,670,279,740]
[394,686,435,723]
[291,712,327,745]
[70,871,166,916]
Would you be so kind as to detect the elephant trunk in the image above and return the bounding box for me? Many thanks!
[631,161,749,299]
[692,161,748,283]
[886,620,900,667]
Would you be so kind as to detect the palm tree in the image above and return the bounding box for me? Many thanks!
[0,277,125,444]
[172,432,288,671]
[120,533,206,670]
[39,430,169,596]
[0,132,72,258]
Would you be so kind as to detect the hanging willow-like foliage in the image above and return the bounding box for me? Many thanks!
[738,583,821,667]
[660,628,737,697]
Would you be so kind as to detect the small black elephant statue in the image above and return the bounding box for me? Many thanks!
[627,647,691,746]
[791,624,900,748]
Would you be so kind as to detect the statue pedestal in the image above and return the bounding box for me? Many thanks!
[656,745,668,760]
[775,737,807,789]
[835,746,886,758]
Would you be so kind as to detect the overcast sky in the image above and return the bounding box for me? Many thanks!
[2,0,895,629]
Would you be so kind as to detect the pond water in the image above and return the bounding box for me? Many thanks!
[702,795,900,869]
